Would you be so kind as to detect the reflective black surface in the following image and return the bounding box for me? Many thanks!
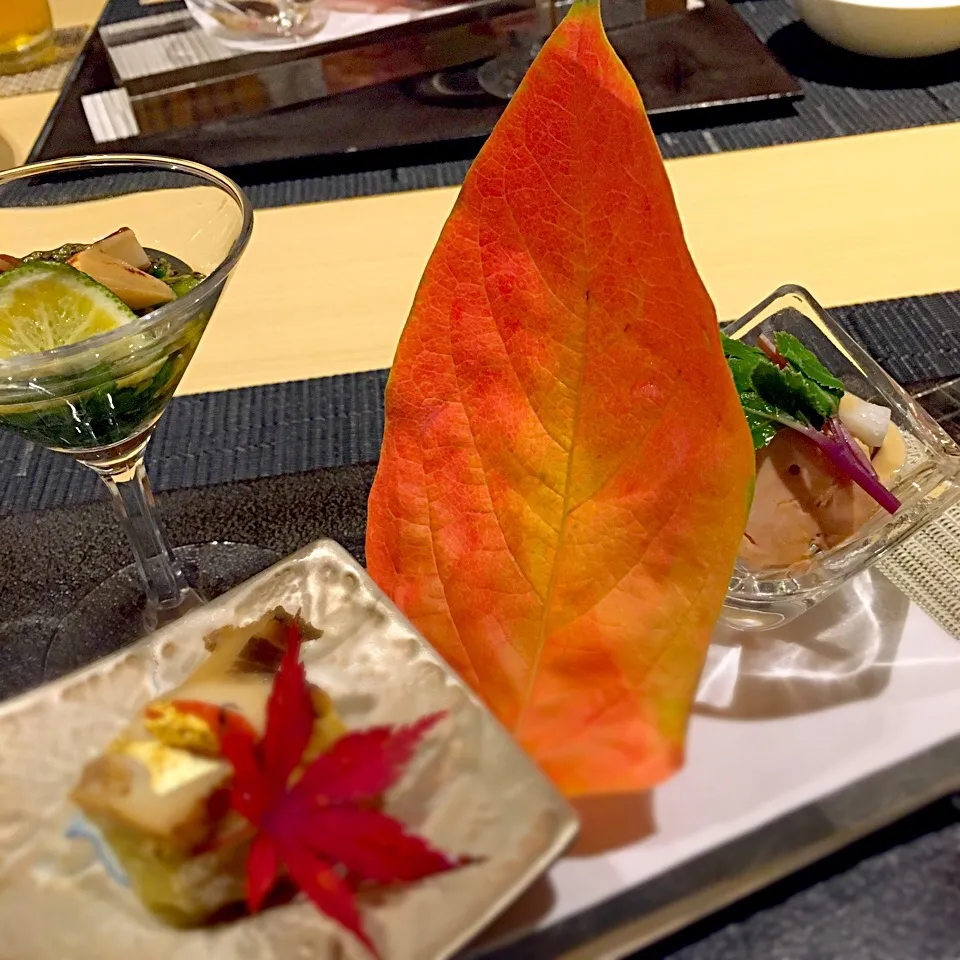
[30,0,799,171]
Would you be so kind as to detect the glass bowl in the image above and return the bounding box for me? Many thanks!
[185,0,330,50]
[721,284,960,631]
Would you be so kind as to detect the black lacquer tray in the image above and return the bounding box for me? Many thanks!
[30,0,800,174]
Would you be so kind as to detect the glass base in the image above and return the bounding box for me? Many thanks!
[0,29,54,76]
[476,33,545,100]
[43,541,281,682]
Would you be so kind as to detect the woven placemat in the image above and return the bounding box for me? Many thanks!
[883,532,960,624]
[20,1,960,208]
[2,289,956,515]
[640,797,960,960]
[0,26,88,98]
[880,498,960,635]
[1,293,959,637]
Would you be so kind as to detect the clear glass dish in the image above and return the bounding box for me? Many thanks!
[184,0,330,49]
[721,284,960,631]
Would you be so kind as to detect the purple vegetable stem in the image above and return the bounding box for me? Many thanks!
[827,417,879,479]
[796,418,901,515]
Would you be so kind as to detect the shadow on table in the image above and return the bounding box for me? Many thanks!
[468,875,559,955]
[766,20,960,89]
[569,792,656,857]
[469,795,657,955]
[0,137,14,171]
[695,567,909,720]
[467,794,656,955]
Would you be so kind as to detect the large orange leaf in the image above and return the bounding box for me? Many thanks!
[366,0,754,796]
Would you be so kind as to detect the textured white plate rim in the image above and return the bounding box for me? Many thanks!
[0,537,579,960]
[313,539,582,958]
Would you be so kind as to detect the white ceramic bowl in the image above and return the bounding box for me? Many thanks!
[795,0,960,57]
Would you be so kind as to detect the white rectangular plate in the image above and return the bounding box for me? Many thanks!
[0,539,578,960]
[470,567,960,958]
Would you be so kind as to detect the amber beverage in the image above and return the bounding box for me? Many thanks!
[0,0,53,74]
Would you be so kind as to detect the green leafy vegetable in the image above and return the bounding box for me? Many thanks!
[739,393,785,448]
[0,350,187,449]
[22,243,88,264]
[720,332,763,364]
[775,331,845,393]
[148,256,172,280]
[752,359,837,422]
[721,331,842,448]
[0,315,207,450]
[721,329,900,514]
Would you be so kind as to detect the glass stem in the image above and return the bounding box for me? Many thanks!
[273,0,301,30]
[99,459,201,630]
[537,0,558,35]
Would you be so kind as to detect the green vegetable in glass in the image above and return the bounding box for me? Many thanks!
[22,242,88,264]
[720,331,844,449]
[720,330,900,514]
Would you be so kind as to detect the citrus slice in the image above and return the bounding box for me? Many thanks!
[0,261,137,360]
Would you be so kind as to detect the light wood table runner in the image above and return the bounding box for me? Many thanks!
[179,123,960,395]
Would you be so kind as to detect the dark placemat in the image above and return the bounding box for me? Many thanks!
[0,370,389,515]
[1,453,958,960]
[632,795,960,960]
[0,462,375,700]
[33,0,801,172]
[2,289,958,517]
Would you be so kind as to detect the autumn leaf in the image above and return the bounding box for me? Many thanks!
[365,0,754,796]
[217,621,470,959]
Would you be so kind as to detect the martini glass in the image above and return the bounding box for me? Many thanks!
[0,156,274,665]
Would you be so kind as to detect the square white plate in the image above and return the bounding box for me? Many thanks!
[0,539,578,960]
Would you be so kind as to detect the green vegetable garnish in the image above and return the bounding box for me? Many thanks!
[753,358,838,422]
[0,324,204,450]
[148,255,206,297]
[166,274,204,298]
[719,334,760,364]
[148,256,172,279]
[720,332,844,449]
[774,331,845,393]
[0,237,209,449]
[739,392,784,450]
[22,242,88,264]
[720,330,900,514]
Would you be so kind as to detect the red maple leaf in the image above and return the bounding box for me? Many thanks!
[216,618,470,958]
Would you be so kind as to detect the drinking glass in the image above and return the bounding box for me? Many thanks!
[0,156,276,661]
[185,0,330,48]
[0,0,53,75]
[477,0,560,100]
